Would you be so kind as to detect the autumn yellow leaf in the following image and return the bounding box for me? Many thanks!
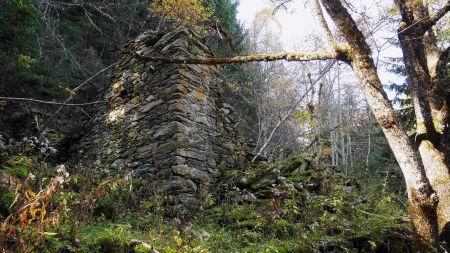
[43,232,58,236]
[151,0,212,29]
[19,212,28,229]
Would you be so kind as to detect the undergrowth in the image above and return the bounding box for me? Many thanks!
[0,138,411,253]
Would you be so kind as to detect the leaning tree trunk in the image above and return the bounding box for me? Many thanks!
[395,0,450,244]
[320,0,440,248]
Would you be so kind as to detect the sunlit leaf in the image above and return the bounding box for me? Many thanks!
[43,232,58,236]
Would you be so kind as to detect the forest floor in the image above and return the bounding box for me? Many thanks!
[0,139,414,253]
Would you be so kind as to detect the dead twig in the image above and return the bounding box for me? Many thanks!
[0,97,106,107]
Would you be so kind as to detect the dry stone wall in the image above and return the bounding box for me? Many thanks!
[78,28,240,209]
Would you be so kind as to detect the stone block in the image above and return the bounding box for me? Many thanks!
[139,99,163,113]
[172,165,211,183]
[110,159,126,170]
[153,121,184,139]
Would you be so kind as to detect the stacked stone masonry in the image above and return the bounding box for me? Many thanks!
[78,28,239,209]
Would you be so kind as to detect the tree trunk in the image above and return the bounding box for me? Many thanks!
[320,0,440,248]
[395,0,450,244]
[314,81,324,163]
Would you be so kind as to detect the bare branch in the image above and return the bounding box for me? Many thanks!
[418,0,450,33]
[73,62,118,92]
[251,61,336,162]
[271,0,295,13]
[85,2,117,23]
[210,22,238,56]
[84,8,103,34]
[0,97,106,107]
[39,62,117,133]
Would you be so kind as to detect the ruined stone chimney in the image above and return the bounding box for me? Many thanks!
[78,28,240,210]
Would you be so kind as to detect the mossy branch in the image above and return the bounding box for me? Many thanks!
[123,49,338,64]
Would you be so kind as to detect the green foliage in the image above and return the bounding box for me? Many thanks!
[363,123,398,177]
[17,54,37,69]
[34,231,76,253]
[294,110,315,126]
[82,224,133,252]
[208,0,245,56]
[93,185,130,220]
[0,154,31,179]
[0,0,71,99]
[387,79,415,131]
[135,244,154,253]
[0,1,40,78]
[0,149,412,252]
[0,0,155,108]
[0,190,16,211]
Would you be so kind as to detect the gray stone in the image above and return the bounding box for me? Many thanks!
[145,95,155,102]
[172,165,211,182]
[153,122,183,139]
[194,115,210,126]
[139,99,163,113]
[344,186,354,193]
[110,159,126,170]
[123,103,133,113]
[159,177,198,193]
[153,142,178,154]
[132,164,156,177]
[137,143,157,153]
[236,193,257,203]
[220,108,231,115]
[295,183,304,190]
